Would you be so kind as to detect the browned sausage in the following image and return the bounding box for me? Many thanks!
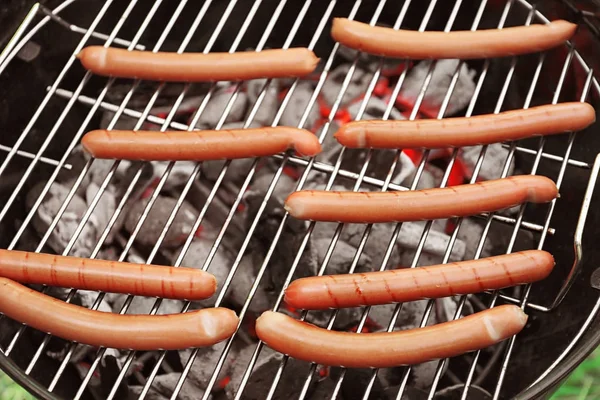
[77,46,320,82]
[0,278,238,350]
[284,175,558,223]
[285,250,555,310]
[330,18,577,59]
[334,103,596,149]
[255,305,527,368]
[81,127,323,161]
[0,249,216,300]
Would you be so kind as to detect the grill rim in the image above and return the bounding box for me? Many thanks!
[1,0,600,399]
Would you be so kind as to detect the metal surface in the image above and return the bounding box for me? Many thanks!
[1,0,600,399]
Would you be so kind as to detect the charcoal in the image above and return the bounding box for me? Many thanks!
[460,143,514,181]
[315,120,342,163]
[306,378,345,400]
[151,161,198,191]
[303,307,364,331]
[397,221,466,263]
[227,345,274,399]
[179,342,232,391]
[433,384,492,400]
[194,85,248,130]
[26,181,96,257]
[235,346,316,400]
[108,295,184,316]
[85,182,116,242]
[99,354,129,399]
[400,59,476,117]
[124,195,198,248]
[391,152,418,188]
[279,81,320,129]
[312,238,373,275]
[384,385,429,400]
[176,237,233,307]
[228,250,272,313]
[321,64,373,108]
[56,144,115,198]
[329,368,388,400]
[129,385,169,400]
[152,372,205,400]
[341,223,404,269]
[486,221,535,255]
[100,110,139,131]
[347,96,405,121]
[245,78,280,126]
[456,219,494,260]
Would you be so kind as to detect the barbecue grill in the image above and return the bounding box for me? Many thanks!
[2,0,600,399]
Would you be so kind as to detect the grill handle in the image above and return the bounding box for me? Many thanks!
[551,152,600,308]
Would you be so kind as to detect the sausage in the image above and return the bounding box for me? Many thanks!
[255,305,527,368]
[0,278,238,350]
[334,102,596,149]
[81,127,322,161]
[284,175,558,223]
[285,250,554,310]
[330,18,577,60]
[0,249,216,301]
[77,46,320,82]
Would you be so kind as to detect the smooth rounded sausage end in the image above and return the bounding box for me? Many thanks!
[516,175,559,203]
[289,129,323,157]
[81,129,110,158]
[77,46,107,72]
[194,307,239,346]
[255,306,528,368]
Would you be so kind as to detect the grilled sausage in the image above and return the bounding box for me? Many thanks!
[81,127,322,161]
[77,46,320,82]
[0,249,216,301]
[255,305,527,368]
[284,175,558,223]
[285,250,554,310]
[330,18,577,59]
[0,278,238,350]
[334,103,596,149]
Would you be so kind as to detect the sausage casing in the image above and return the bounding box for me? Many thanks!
[330,18,577,59]
[255,305,527,368]
[285,250,554,310]
[334,103,596,149]
[0,278,238,350]
[81,127,322,161]
[77,46,320,82]
[284,175,558,223]
[0,249,216,300]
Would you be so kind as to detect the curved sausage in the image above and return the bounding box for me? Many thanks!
[255,305,527,368]
[334,103,596,149]
[81,127,322,161]
[0,278,238,350]
[77,46,320,82]
[0,249,216,301]
[284,175,558,223]
[330,18,577,59]
[285,250,554,310]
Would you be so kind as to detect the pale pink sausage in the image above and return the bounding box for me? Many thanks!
[0,249,216,301]
[334,103,596,149]
[0,278,238,350]
[285,250,554,310]
[81,128,322,161]
[77,46,320,82]
[255,305,527,368]
[284,175,558,223]
[330,18,577,59]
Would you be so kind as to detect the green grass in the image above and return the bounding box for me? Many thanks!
[0,350,599,399]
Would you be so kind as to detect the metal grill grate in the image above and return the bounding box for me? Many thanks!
[1,0,600,399]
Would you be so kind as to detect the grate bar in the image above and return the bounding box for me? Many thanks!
[0,144,72,170]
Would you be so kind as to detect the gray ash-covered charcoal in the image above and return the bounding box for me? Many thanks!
[302,306,364,331]
[460,143,514,181]
[400,60,476,117]
[85,182,116,242]
[179,342,233,391]
[26,181,96,257]
[124,195,199,248]
[228,250,272,313]
[150,161,198,191]
[194,84,248,130]
[433,384,492,400]
[397,221,466,263]
[109,295,184,316]
[129,385,169,400]
[456,219,494,260]
[245,78,280,126]
[312,237,373,275]
[347,96,405,122]
[233,346,316,400]
[279,81,320,131]
[321,63,374,108]
[315,120,342,163]
[151,372,205,400]
[384,385,429,400]
[339,222,403,269]
[306,378,345,400]
[176,237,234,307]
[329,368,388,400]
